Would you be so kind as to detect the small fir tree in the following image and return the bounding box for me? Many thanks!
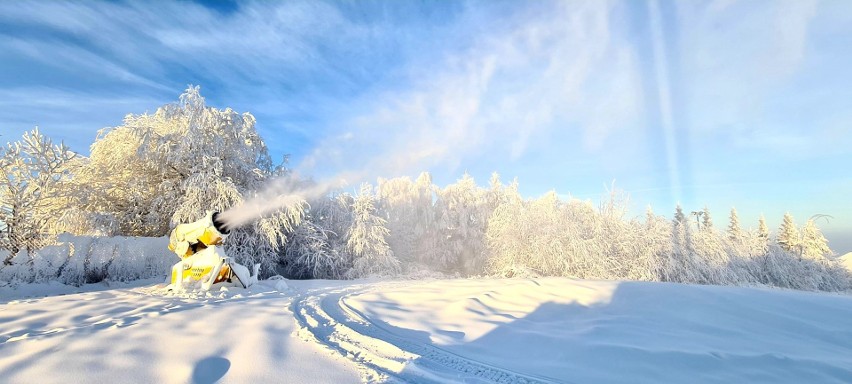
[727,208,742,242]
[777,212,799,254]
[800,219,831,260]
[346,184,400,278]
[702,206,713,231]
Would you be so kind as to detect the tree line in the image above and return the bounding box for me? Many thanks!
[1,87,847,291]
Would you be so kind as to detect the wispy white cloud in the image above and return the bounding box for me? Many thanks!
[0,87,163,147]
[2,0,850,236]
[299,1,643,181]
[675,0,819,138]
[0,0,391,154]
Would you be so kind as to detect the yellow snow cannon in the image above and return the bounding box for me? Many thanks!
[167,211,259,291]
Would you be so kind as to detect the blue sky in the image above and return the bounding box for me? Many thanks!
[1,0,851,252]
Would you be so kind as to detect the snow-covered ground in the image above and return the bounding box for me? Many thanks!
[0,280,360,384]
[3,278,852,383]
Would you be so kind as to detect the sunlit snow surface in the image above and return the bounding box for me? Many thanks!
[3,278,852,383]
[0,279,359,384]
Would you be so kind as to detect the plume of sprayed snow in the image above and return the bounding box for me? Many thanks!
[217,171,364,228]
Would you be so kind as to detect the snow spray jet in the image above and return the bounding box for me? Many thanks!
[215,170,367,229]
[215,130,446,230]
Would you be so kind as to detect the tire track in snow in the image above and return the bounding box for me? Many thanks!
[291,283,559,384]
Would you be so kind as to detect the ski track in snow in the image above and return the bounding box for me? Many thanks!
[291,282,558,384]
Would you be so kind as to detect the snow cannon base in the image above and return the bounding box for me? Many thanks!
[167,246,259,291]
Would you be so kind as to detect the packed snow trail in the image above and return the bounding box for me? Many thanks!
[291,281,557,383]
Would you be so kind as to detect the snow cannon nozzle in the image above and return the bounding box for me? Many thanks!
[211,211,231,235]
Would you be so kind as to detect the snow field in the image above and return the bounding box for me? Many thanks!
[339,278,852,383]
[4,277,852,384]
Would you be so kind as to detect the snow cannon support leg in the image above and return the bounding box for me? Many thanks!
[229,260,260,289]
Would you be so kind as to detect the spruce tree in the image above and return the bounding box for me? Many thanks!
[702,206,713,230]
[346,184,400,277]
[645,205,656,228]
[728,208,741,242]
[758,215,769,241]
[801,219,831,260]
[674,204,687,226]
[777,212,799,254]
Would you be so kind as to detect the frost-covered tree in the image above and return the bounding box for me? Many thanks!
[283,192,353,279]
[375,172,439,270]
[777,212,799,254]
[641,205,670,277]
[645,206,655,225]
[0,128,77,262]
[376,176,418,263]
[76,86,302,274]
[800,219,831,260]
[758,215,769,241]
[674,205,687,226]
[433,173,490,274]
[410,172,439,266]
[669,204,702,282]
[346,184,399,278]
[702,206,713,230]
[727,208,742,242]
[79,86,273,234]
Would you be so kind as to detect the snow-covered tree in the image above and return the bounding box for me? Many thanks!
[674,205,687,226]
[800,219,831,260]
[76,86,302,274]
[0,128,77,262]
[642,205,673,280]
[758,215,769,241]
[283,192,353,279]
[432,173,490,274]
[374,172,441,271]
[777,212,799,254]
[645,206,656,227]
[727,208,741,242]
[346,184,399,278]
[410,172,438,266]
[702,206,713,230]
[669,204,702,283]
[376,176,419,263]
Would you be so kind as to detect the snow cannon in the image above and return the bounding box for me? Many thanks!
[167,211,259,291]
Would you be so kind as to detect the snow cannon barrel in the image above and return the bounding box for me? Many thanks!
[211,211,231,235]
[168,211,231,259]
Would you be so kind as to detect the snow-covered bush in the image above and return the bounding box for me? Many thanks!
[0,235,171,286]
